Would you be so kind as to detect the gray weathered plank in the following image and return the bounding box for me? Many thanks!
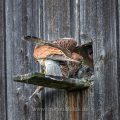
[13,72,93,90]
[78,0,119,120]
[78,0,96,119]
[0,0,7,120]
[118,0,120,119]
[42,1,71,120]
[6,0,43,119]
[93,0,119,120]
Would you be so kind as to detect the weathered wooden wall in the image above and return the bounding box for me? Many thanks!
[118,0,120,119]
[0,0,119,120]
[93,0,119,119]
[0,0,7,120]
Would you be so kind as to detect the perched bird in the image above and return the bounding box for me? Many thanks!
[23,36,83,76]
[23,36,83,99]
[23,35,93,99]
[23,35,93,77]
[23,35,93,67]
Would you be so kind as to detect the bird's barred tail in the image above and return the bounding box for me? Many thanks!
[22,36,47,44]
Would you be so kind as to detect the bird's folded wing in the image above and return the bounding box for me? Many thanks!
[40,43,71,58]
[47,54,80,63]
[23,36,71,58]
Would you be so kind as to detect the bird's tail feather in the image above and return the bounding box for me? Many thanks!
[28,86,44,100]
[22,36,47,44]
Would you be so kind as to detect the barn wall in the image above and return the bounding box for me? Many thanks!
[0,0,7,120]
[5,0,41,119]
[117,0,120,119]
[5,0,94,120]
[0,0,119,120]
[93,0,119,119]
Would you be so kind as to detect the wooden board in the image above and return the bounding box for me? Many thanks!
[13,73,93,90]
[0,0,7,120]
[93,0,119,119]
[5,0,42,119]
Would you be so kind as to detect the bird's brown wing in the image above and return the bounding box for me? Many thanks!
[42,43,71,58]
[23,36,72,58]
[33,45,65,59]
[47,54,80,63]
[33,44,75,63]
[53,38,77,52]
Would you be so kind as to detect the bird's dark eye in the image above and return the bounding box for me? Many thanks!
[87,46,93,55]
[88,51,93,55]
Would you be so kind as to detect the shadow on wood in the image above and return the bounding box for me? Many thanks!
[13,72,94,90]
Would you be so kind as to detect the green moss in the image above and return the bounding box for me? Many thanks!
[13,72,94,90]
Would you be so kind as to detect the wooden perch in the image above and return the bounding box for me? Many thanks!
[13,72,94,90]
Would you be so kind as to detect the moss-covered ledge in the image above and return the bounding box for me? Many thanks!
[13,72,94,90]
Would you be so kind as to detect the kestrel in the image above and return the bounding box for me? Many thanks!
[24,35,93,67]
[24,36,83,77]
[23,35,93,99]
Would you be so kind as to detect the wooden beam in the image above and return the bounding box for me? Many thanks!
[13,73,93,90]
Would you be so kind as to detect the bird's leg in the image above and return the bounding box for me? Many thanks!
[29,86,44,100]
[28,64,44,101]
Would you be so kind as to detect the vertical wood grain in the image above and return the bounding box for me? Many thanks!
[6,0,42,119]
[4,0,120,120]
[0,0,7,120]
[4,0,95,120]
[94,0,119,119]
[116,0,120,119]
[43,0,71,120]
